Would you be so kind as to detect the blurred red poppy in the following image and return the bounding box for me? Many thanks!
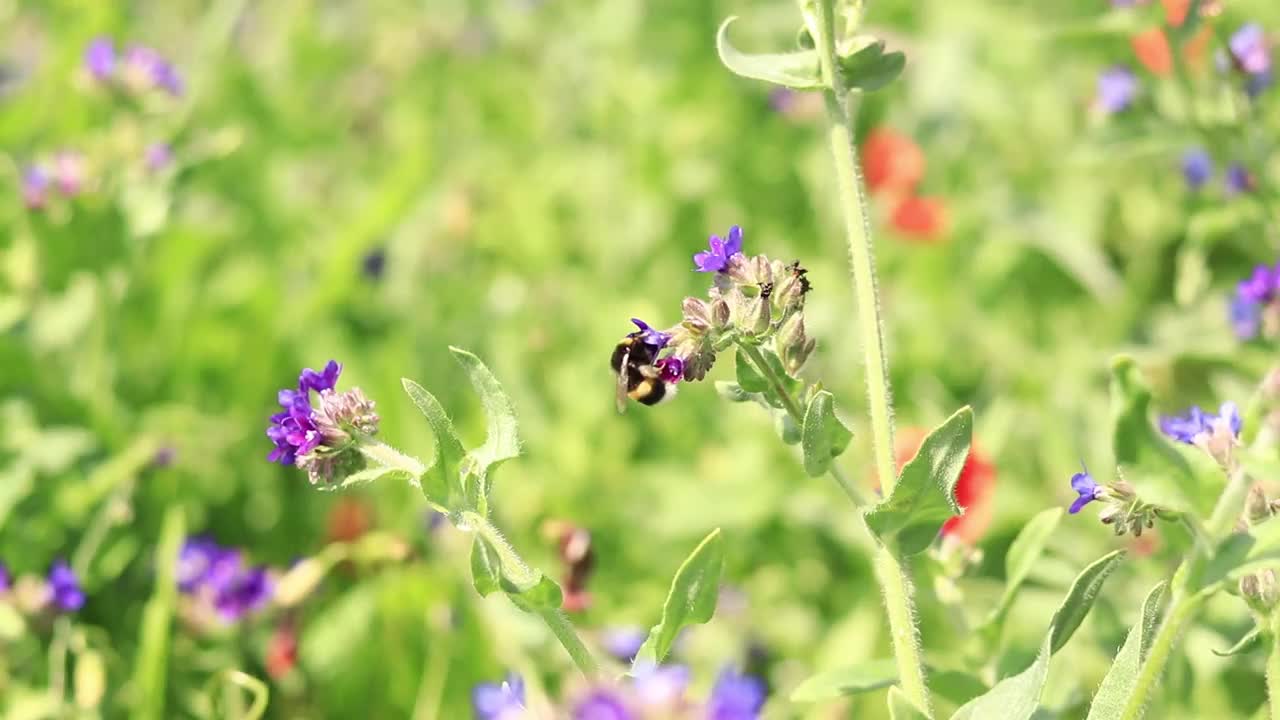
[1162,0,1190,27]
[266,623,298,679]
[1132,28,1173,76]
[861,127,925,196]
[890,195,948,241]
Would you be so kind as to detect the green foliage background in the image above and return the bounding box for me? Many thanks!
[3,0,1280,717]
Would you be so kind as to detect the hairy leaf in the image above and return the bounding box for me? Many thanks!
[801,390,853,477]
[1086,582,1167,720]
[402,378,467,508]
[450,347,521,481]
[1049,550,1126,653]
[633,529,724,666]
[716,17,824,90]
[950,632,1052,720]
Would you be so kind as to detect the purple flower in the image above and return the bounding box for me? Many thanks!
[629,319,671,349]
[473,673,526,720]
[299,360,342,395]
[145,143,172,172]
[0,562,10,592]
[706,667,766,720]
[573,690,635,720]
[1246,70,1274,98]
[84,37,115,80]
[693,225,744,273]
[656,357,684,384]
[1226,164,1255,195]
[1239,264,1279,304]
[1230,24,1271,76]
[1231,292,1262,340]
[176,536,225,593]
[1069,465,1099,515]
[122,46,183,96]
[1160,402,1241,444]
[212,565,273,621]
[1181,149,1213,189]
[633,663,690,707]
[602,626,647,662]
[47,560,84,612]
[1096,66,1137,113]
[21,165,49,209]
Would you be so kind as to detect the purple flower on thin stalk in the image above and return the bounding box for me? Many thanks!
[573,690,635,720]
[47,560,85,612]
[473,673,526,720]
[1069,465,1100,515]
[84,37,115,81]
[706,667,767,720]
[1181,149,1212,190]
[1096,65,1137,113]
[21,165,50,209]
[693,225,744,273]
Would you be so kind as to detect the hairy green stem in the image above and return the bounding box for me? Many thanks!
[806,0,929,713]
[735,341,866,506]
[1269,616,1280,720]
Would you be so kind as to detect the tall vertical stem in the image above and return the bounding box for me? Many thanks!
[809,0,928,713]
[1268,616,1280,720]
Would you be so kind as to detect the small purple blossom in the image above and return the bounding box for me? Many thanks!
[84,37,115,80]
[176,536,224,592]
[693,225,744,273]
[706,667,767,720]
[1160,402,1241,444]
[656,356,684,384]
[1226,164,1255,195]
[22,165,50,209]
[299,360,342,395]
[633,663,690,707]
[601,626,647,662]
[47,560,85,612]
[630,318,671,349]
[122,45,183,96]
[145,143,172,172]
[1239,264,1279,304]
[212,565,273,622]
[1069,465,1100,515]
[267,361,342,465]
[1096,65,1137,113]
[53,150,85,196]
[1231,292,1262,340]
[473,673,526,720]
[573,690,635,720]
[1230,24,1271,76]
[1181,149,1213,190]
[0,562,10,592]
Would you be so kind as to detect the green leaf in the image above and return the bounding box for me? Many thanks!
[1109,357,1219,515]
[1085,582,1167,720]
[735,349,770,394]
[775,410,801,445]
[401,378,467,508]
[715,381,756,403]
[888,686,930,720]
[507,575,565,613]
[986,508,1064,625]
[930,670,988,707]
[1199,516,1280,588]
[864,407,973,556]
[317,466,413,493]
[1212,626,1260,657]
[1048,549,1126,654]
[716,17,824,90]
[949,632,1052,720]
[633,529,725,666]
[450,347,521,480]
[839,40,906,92]
[789,659,897,702]
[801,390,854,477]
[470,535,503,597]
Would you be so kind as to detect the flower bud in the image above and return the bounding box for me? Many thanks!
[1246,484,1273,526]
[273,556,329,607]
[682,297,712,332]
[746,294,771,336]
[711,298,731,328]
[1099,506,1123,525]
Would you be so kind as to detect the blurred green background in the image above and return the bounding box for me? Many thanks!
[3,0,1280,717]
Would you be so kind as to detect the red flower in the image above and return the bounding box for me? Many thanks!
[1132,28,1174,76]
[890,195,948,241]
[895,428,997,544]
[1162,0,1191,27]
[862,127,925,197]
[266,624,298,679]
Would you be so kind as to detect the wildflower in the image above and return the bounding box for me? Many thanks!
[601,626,648,662]
[1231,292,1262,340]
[298,360,342,395]
[655,356,684,384]
[176,536,224,592]
[1230,24,1271,75]
[1226,164,1255,195]
[121,46,183,96]
[629,318,671,350]
[0,562,9,592]
[1181,149,1212,189]
[1096,65,1138,113]
[1132,28,1173,76]
[573,690,635,720]
[706,667,767,720]
[693,226,744,273]
[1069,465,1100,514]
[861,127,925,196]
[889,195,947,241]
[265,622,299,679]
[267,360,379,485]
[633,663,690,708]
[21,165,50,209]
[473,673,527,720]
[212,565,272,622]
[53,150,85,196]
[145,143,172,172]
[83,37,115,81]
[47,560,85,612]
[1160,402,1241,444]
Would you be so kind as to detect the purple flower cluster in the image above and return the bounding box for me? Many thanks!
[475,665,766,720]
[1229,23,1273,97]
[1180,149,1255,196]
[177,537,273,622]
[83,37,183,96]
[21,150,86,210]
[1230,263,1280,340]
[1159,402,1242,445]
[1096,66,1137,113]
[267,361,341,465]
[47,560,85,612]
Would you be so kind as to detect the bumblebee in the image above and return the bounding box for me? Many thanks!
[610,331,677,412]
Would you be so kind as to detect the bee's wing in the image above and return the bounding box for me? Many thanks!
[615,347,631,414]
